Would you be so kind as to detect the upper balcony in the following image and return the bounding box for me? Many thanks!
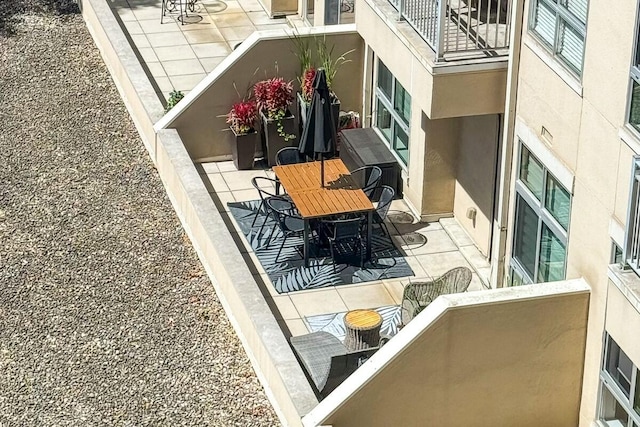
[358,0,511,64]
[387,0,511,62]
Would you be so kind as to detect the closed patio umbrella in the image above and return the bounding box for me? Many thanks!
[298,68,337,188]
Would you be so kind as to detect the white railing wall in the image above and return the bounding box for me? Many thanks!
[390,0,511,60]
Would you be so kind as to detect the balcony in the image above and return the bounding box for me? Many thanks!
[384,0,510,62]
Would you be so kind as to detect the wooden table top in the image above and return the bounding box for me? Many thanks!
[344,309,383,330]
[273,159,374,219]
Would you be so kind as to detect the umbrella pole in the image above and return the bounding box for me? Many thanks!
[320,154,325,188]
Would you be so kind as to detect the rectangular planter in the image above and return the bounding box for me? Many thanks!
[231,128,258,170]
[260,110,297,167]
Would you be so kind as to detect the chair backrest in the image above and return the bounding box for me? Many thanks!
[276,147,305,166]
[438,266,473,293]
[350,166,383,198]
[327,217,363,241]
[265,197,300,232]
[323,347,378,397]
[251,176,279,203]
[400,266,473,325]
[375,185,395,221]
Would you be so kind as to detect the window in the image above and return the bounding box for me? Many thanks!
[612,242,623,265]
[374,60,411,166]
[624,157,640,274]
[529,0,588,77]
[629,14,640,133]
[509,145,571,285]
[599,335,640,427]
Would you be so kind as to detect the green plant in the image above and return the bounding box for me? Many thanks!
[165,90,184,113]
[272,109,296,142]
[288,28,314,82]
[316,36,354,90]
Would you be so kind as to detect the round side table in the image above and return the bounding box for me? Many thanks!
[343,309,383,351]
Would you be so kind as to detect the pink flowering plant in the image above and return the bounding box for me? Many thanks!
[300,67,317,104]
[254,77,294,119]
[254,76,295,142]
[226,99,257,135]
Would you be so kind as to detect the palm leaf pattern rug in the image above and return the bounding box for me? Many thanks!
[304,305,402,340]
[228,200,414,293]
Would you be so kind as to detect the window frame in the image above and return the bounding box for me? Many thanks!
[528,0,588,78]
[373,59,411,168]
[626,4,640,136]
[510,143,571,285]
[623,156,640,274]
[599,334,640,427]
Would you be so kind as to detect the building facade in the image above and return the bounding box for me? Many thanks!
[347,0,640,424]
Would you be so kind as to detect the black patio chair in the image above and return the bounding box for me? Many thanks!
[321,216,366,272]
[350,165,382,200]
[265,197,306,262]
[276,147,305,166]
[372,185,395,236]
[251,177,287,238]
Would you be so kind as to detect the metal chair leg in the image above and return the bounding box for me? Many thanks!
[276,234,288,262]
[251,200,265,227]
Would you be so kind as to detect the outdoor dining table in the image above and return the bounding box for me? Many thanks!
[272,158,375,268]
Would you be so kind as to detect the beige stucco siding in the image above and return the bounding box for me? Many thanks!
[313,287,589,427]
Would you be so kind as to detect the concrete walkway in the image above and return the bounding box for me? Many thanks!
[109,0,294,99]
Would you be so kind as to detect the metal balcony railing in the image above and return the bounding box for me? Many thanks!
[389,0,511,61]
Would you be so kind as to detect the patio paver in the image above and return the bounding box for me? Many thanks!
[109,0,295,99]
[200,160,494,338]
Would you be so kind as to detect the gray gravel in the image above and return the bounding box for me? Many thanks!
[0,6,279,426]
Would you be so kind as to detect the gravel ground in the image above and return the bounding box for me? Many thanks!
[0,5,279,426]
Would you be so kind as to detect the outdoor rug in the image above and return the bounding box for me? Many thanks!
[228,200,414,293]
[304,305,401,340]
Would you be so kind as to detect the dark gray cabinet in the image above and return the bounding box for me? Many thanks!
[339,128,402,201]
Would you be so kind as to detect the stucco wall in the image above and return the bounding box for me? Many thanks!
[305,281,590,427]
[454,115,500,256]
[606,281,640,367]
[165,32,364,161]
[508,0,639,425]
[355,0,507,120]
[259,0,297,18]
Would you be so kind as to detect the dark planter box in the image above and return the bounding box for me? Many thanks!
[339,128,402,201]
[260,110,297,167]
[231,128,258,170]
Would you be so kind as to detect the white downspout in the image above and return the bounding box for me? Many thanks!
[490,0,526,288]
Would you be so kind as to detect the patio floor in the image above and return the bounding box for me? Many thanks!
[107,0,298,99]
[197,160,491,338]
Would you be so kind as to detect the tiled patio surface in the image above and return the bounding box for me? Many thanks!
[198,160,492,338]
[107,0,294,99]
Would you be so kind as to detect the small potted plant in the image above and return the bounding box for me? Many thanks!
[254,76,296,166]
[227,99,258,170]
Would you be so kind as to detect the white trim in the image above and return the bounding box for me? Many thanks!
[609,218,625,249]
[515,118,575,193]
[154,24,358,131]
[523,35,583,97]
[607,264,640,316]
[619,125,640,156]
[301,279,591,427]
